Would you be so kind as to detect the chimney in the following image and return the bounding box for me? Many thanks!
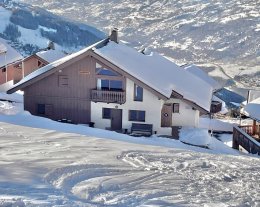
[110,28,119,43]
[47,41,55,50]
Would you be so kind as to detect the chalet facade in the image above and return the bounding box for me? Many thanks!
[8,31,213,136]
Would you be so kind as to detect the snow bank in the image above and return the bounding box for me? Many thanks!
[0,91,23,103]
[179,127,239,154]
[179,127,211,147]
[199,117,236,132]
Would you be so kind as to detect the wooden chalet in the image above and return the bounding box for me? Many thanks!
[7,30,213,136]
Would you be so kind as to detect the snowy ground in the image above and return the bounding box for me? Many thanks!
[0,93,259,206]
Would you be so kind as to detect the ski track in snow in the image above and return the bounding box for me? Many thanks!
[41,150,260,206]
[0,119,259,206]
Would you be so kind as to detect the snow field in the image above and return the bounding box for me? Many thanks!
[0,117,259,206]
[0,93,259,206]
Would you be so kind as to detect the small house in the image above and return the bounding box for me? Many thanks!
[21,47,66,82]
[8,30,213,136]
[0,37,23,85]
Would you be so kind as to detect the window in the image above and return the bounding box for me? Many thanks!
[2,68,6,73]
[173,103,180,113]
[96,63,119,76]
[134,84,143,101]
[98,79,123,91]
[96,68,118,76]
[110,80,122,91]
[129,110,145,122]
[59,75,68,87]
[38,60,42,67]
[37,104,45,115]
[102,108,111,119]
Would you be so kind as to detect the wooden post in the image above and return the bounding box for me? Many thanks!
[232,127,239,150]
[253,120,256,135]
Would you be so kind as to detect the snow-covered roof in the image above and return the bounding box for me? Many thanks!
[8,39,108,94]
[243,97,260,122]
[8,39,213,111]
[36,49,67,63]
[0,38,23,68]
[94,41,213,111]
[183,64,221,91]
[248,90,260,103]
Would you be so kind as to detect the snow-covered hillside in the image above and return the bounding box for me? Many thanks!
[17,0,260,89]
[0,1,105,56]
[0,99,259,206]
[0,93,259,206]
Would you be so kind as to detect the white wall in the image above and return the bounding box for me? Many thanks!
[165,98,199,127]
[91,78,170,134]
[91,79,200,135]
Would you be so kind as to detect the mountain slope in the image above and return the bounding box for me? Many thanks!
[0,0,105,56]
[18,0,260,89]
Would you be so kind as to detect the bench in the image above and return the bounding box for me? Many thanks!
[131,123,153,137]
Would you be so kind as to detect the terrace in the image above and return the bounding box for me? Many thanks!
[232,98,260,155]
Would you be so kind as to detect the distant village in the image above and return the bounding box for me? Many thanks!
[0,29,259,155]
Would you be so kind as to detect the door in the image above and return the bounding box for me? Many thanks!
[111,109,122,131]
[161,104,172,127]
[45,104,53,118]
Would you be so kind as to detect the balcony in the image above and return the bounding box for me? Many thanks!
[233,125,260,155]
[91,89,126,104]
[239,125,260,140]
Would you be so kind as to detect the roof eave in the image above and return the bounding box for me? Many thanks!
[171,90,210,114]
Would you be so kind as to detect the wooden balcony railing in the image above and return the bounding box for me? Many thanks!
[91,89,126,104]
[233,126,260,155]
[239,125,260,138]
[240,125,253,136]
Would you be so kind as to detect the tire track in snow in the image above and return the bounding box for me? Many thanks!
[120,151,260,207]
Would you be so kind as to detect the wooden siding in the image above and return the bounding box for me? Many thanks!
[0,64,19,85]
[24,96,91,123]
[13,65,23,84]
[23,56,97,123]
[23,55,48,77]
[23,55,128,124]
